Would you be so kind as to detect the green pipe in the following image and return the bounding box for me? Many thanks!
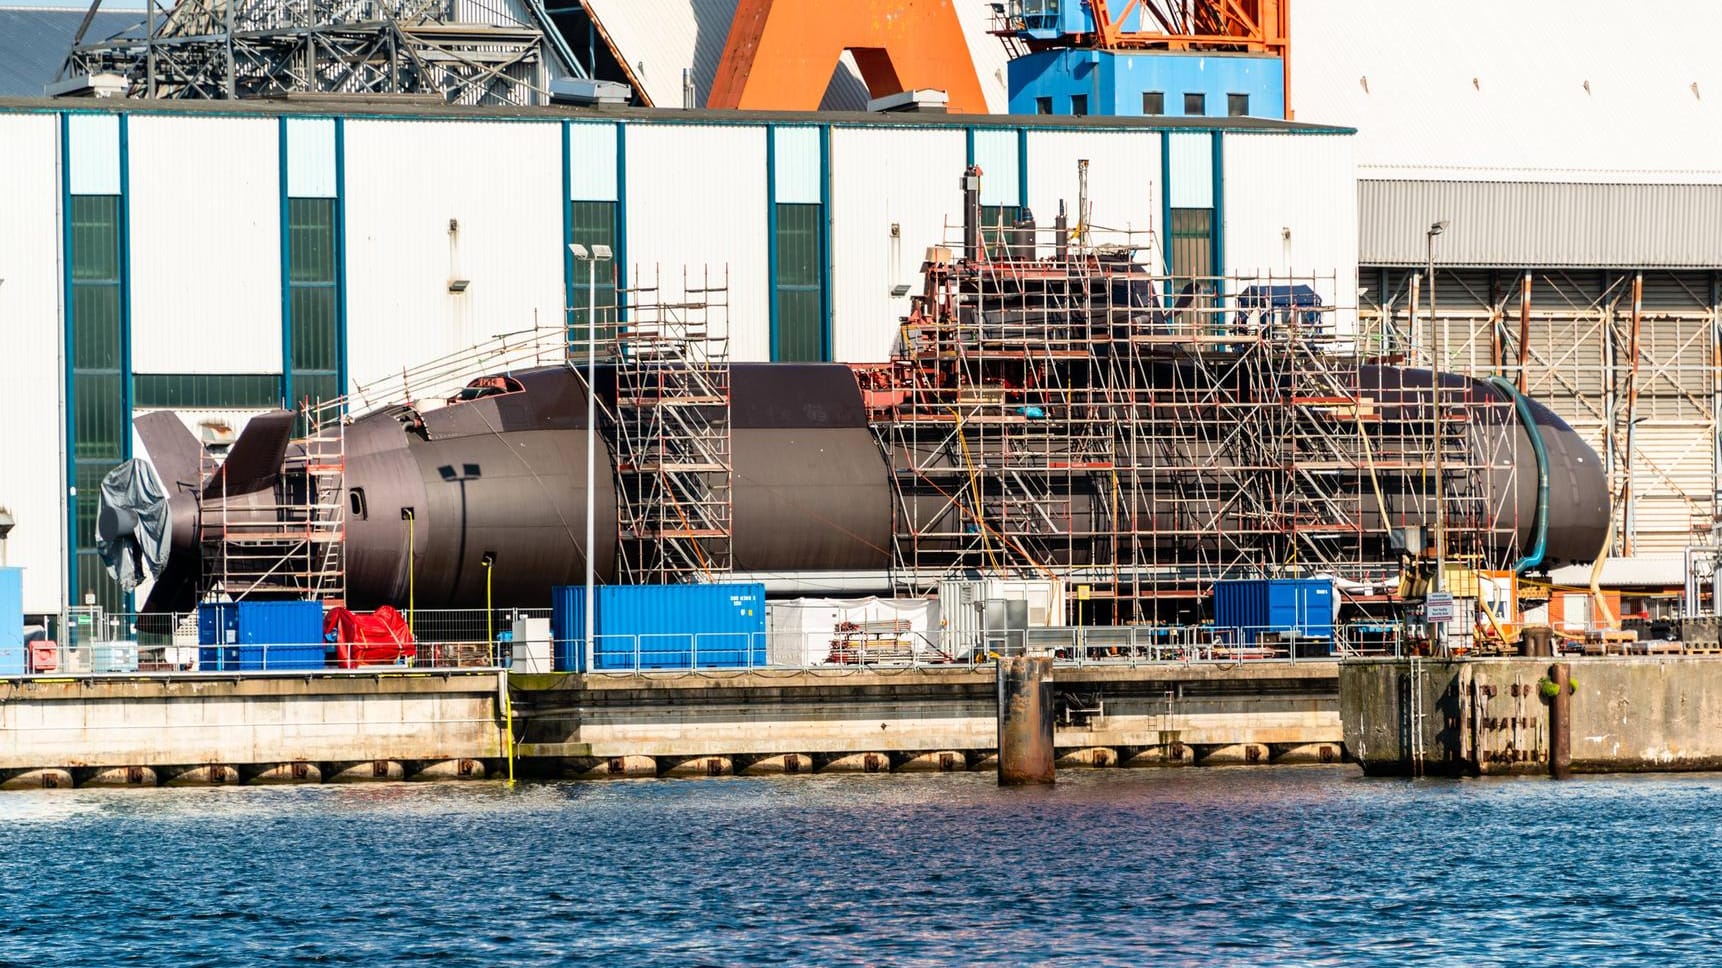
[1490,376,1549,573]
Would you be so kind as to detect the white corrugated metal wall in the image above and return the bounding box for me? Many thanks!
[1380,268,1720,554]
[1025,129,1160,261]
[1634,292,1718,548]
[829,126,967,362]
[129,116,282,375]
[1291,0,1722,183]
[1358,181,1722,268]
[623,123,770,361]
[0,114,64,612]
[1222,132,1357,328]
[343,119,564,392]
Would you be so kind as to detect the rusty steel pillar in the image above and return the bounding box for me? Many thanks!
[1623,271,1644,556]
[962,165,982,263]
[997,654,1055,786]
[1549,662,1572,780]
[1518,271,1532,394]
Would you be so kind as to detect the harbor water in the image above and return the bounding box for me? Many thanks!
[2,769,1720,966]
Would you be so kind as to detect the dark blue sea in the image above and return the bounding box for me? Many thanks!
[2,767,1719,966]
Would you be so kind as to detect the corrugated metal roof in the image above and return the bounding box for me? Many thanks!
[0,8,138,97]
[0,93,1351,132]
[1359,180,1722,267]
[1547,556,1688,589]
[581,0,1011,111]
[1291,0,1722,184]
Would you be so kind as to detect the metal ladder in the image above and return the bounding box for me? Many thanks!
[1407,657,1427,776]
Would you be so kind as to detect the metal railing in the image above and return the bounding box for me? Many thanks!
[22,608,553,677]
[16,609,1413,678]
[554,622,1412,674]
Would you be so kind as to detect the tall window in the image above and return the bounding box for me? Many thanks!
[134,374,281,409]
[287,197,341,410]
[69,195,125,615]
[568,200,618,350]
[1169,208,1214,282]
[979,205,1022,261]
[774,203,825,361]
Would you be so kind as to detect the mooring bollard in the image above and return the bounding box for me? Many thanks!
[997,654,1056,786]
[1549,662,1572,780]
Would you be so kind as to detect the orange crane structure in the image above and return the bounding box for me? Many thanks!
[1054,0,1289,54]
[708,0,990,113]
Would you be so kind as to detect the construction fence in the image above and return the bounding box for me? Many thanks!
[20,606,1416,675]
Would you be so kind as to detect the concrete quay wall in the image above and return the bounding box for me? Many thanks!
[1341,656,1722,776]
[0,661,1345,788]
[511,661,1343,775]
[0,671,507,786]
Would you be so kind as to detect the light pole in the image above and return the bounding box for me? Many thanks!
[569,242,613,672]
[1426,220,1448,651]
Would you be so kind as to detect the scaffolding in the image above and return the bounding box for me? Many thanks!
[198,396,346,603]
[1364,266,1722,556]
[867,207,1523,624]
[605,266,734,584]
[191,320,574,607]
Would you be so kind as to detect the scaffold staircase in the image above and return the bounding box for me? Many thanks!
[198,398,346,603]
[609,268,735,583]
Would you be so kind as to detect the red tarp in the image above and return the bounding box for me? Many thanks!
[323,605,416,669]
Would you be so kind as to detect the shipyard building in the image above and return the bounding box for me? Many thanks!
[0,0,1716,643]
[0,102,1358,615]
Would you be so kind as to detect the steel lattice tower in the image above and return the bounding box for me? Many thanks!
[59,0,585,104]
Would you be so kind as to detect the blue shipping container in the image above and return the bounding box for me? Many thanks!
[197,601,326,671]
[0,567,22,676]
[199,644,327,672]
[552,583,767,671]
[1212,578,1336,647]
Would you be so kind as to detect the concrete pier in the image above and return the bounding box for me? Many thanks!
[997,655,1056,785]
[1341,656,1722,776]
[0,660,1345,788]
[512,660,1342,777]
[0,671,507,787]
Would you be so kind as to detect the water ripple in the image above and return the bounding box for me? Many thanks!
[4,769,1722,965]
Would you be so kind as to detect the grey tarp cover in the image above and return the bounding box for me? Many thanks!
[98,459,171,590]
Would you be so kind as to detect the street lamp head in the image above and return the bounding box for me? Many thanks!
[1428,220,1449,237]
[568,243,590,260]
[592,244,613,261]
